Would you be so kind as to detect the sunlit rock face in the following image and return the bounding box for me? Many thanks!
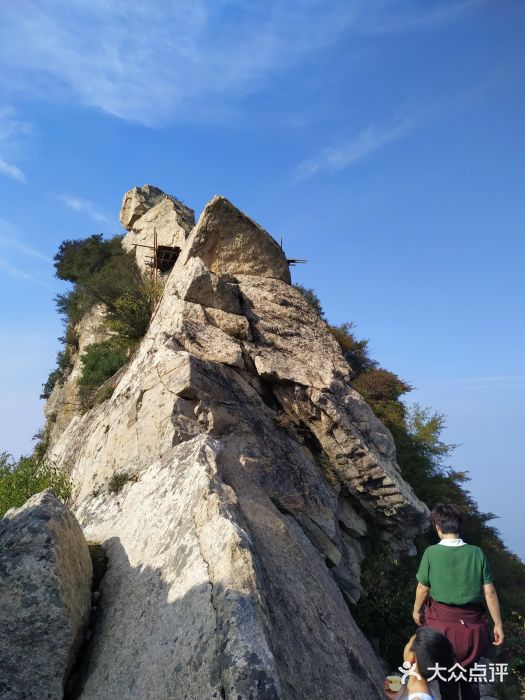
[46,186,429,699]
[121,184,195,273]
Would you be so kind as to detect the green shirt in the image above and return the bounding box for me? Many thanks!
[416,543,494,605]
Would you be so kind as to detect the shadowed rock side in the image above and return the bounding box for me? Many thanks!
[46,187,429,699]
[0,491,92,700]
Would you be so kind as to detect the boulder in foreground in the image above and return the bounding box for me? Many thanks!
[0,490,92,700]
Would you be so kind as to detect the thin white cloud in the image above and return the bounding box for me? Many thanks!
[0,107,31,182]
[0,1,486,126]
[0,258,33,281]
[0,158,25,182]
[58,195,110,224]
[0,1,360,126]
[0,221,51,262]
[292,115,417,182]
[0,258,53,289]
[360,0,488,35]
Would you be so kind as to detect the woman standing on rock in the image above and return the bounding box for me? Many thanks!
[412,503,504,700]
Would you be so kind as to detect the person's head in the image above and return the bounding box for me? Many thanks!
[431,503,463,538]
[403,627,455,680]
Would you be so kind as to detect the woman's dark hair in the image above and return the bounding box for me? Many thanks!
[431,503,463,534]
[412,627,455,680]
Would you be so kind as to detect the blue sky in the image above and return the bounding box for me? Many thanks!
[0,1,523,558]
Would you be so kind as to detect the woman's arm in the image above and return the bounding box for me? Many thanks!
[484,583,504,645]
[412,583,430,626]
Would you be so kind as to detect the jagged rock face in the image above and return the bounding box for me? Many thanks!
[0,490,92,700]
[47,187,429,699]
[121,184,195,273]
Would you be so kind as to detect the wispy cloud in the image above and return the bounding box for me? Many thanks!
[0,1,359,126]
[292,114,418,182]
[0,258,53,289]
[58,195,110,224]
[0,158,25,182]
[0,226,51,263]
[0,1,485,126]
[359,0,488,35]
[0,107,31,182]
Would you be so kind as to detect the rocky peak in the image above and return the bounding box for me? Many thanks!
[119,184,194,231]
[178,195,291,283]
[120,185,195,274]
[41,187,429,699]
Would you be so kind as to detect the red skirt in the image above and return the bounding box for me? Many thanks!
[425,598,491,668]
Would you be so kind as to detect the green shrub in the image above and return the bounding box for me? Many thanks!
[54,233,160,338]
[293,284,326,320]
[107,472,130,494]
[0,452,71,517]
[328,322,378,375]
[353,544,419,666]
[107,279,163,339]
[40,368,63,399]
[43,233,164,398]
[79,338,134,391]
[40,347,73,399]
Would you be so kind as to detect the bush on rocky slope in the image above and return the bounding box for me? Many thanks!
[0,452,70,517]
[42,234,162,399]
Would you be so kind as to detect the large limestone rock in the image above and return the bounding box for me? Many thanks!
[46,188,429,699]
[178,195,291,283]
[72,436,385,700]
[0,490,92,700]
[121,185,195,273]
[120,184,193,231]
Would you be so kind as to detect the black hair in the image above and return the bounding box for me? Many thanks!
[431,503,463,535]
[411,627,455,680]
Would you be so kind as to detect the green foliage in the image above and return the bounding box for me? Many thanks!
[293,284,326,320]
[501,612,525,698]
[40,347,73,399]
[0,452,71,518]
[40,368,62,399]
[353,368,413,402]
[107,472,130,495]
[353,544,419,665]
[79,338,134,390]
[107,279,163,339]
[55,288,93,327]
[58,323,80,350]
[54,234,156,338]
[54,233,122,284]
[77,338,135,411]
[328,322,378,375]
[43,233,163,398]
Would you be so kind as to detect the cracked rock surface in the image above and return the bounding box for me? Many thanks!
[45,186,429,699]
